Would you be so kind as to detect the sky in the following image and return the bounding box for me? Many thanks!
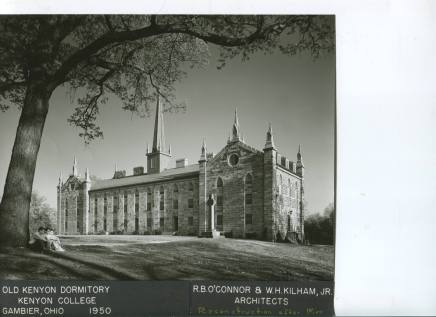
[0,39,335,215]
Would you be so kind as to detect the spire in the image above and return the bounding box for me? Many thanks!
[146,143,149,154]
[58,172,63,186]
[200,139,207,161]
[114,162,118,173]
[297,144,303,164]
[72,156,78,177]
[231,108,240,141]
[264,123,275,149]
[168,144,171,155]
[85,168,91,182]
[296,144,304,177]
[152,94,165,152]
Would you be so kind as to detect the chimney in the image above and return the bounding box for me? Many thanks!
[176,158,188,168]
[133,166,144,176]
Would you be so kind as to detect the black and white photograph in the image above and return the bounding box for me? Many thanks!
[1,2,436,316]
[0,15,335,284]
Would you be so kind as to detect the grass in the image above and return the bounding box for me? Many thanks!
[0,235,334,280]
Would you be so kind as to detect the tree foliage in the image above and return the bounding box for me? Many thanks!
[29,192,56,234]
[304,203,335,245]
[0,15,334,143]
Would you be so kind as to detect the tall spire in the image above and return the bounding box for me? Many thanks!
[152,94,165,152]
[72,156,78,176]
[264,123,275,149]
[58,172,63,186]
[296,144,304,177]
[231,108,240,141]
[297,144,303,163]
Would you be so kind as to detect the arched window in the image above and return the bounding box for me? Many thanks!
[217,177,223,188]
[173,184,179,194]
[216,177,224,230]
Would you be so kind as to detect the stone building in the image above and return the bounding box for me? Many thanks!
[57,100,305,242]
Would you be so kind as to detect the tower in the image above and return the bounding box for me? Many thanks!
[296,145,305,242]
[198,139,208,235]
[146,95,171,174]
[263,123,277,241]
[82,168,91,234]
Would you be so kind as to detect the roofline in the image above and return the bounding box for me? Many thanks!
[88,171,199,193]
[276,165,302,180]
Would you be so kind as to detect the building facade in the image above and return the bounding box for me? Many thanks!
[57,101,305,242]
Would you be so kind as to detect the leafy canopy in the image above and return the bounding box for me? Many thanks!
[0,15,334,143]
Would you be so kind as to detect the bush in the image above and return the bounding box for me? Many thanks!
[245,232,257,239]
[304,203,335,245]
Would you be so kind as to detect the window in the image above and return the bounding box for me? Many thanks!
[188,198,194,208]
[173,216,178,231]
[245,214,253,225]
[65,200,68,232]
[113,195,119,231]
[245,174,253,205]
[103,195,107,231]
[147,189,152,211]
[216,214,223,226]
[188,216,193,226]
[173,184,179,194]
[70,183,75,191]
[94,198,98,231]
[245,193,252,205]
[217,196,223,207]
[151,158,155,168]
[216,177,223,208]
[188,182,194,191]
[159,187,164,211]
[123,192,128,231]
[288,179,292,196]
[147,217,152,229]
[173,199,178,209]
[217,177,223,188]
[228,154,239,167]
[160,217,164,228]
[135,191,139,232]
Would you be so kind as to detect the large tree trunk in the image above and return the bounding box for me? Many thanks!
[0,83,51,247]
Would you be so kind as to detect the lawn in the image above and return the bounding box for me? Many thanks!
[0,235,334,280]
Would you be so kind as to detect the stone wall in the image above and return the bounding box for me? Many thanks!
[88,176,199,235]
[273,166,303,240]
[205,141,264,239]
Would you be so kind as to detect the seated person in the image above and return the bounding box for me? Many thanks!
[45,227,65,252]
[28,227,48,251]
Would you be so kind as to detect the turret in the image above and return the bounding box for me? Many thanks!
[83,168,91,234]
[264,123,276,150]
[231,108,241,142]
[296,145,304,177]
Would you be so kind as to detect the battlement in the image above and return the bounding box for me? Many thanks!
[276,153,297,174]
